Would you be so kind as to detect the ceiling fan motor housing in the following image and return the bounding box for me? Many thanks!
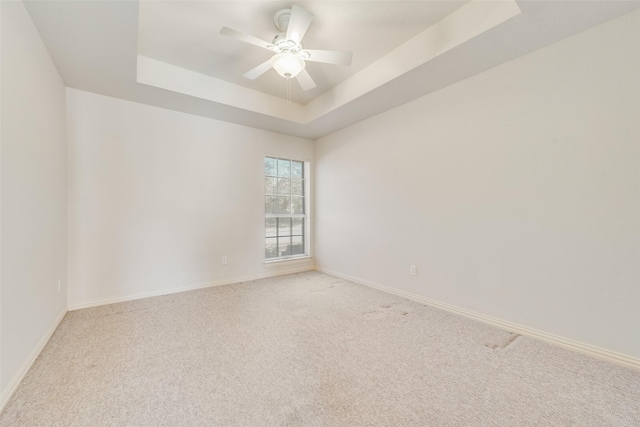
[272,34,305,54]
[272,9,309,59]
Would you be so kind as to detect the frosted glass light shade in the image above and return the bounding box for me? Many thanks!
[270,52,305,78]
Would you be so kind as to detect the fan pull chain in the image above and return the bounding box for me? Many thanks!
[286,76,292,113]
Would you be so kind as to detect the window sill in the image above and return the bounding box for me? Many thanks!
[263,255,313,266]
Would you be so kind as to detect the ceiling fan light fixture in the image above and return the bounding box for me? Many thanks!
[270,52,305,78]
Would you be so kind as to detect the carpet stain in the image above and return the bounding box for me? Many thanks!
[485,333,521,350]
[501,333,521,349]
[366,303,411,318]
[380,302,402,309]
[362,310,386,320]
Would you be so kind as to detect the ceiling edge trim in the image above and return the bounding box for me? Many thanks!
[136,55,307,123]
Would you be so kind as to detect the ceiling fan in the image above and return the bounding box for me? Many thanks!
[219,5,353,91]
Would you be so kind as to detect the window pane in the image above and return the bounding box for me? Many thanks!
[278,218,291,237]
[277,178,290,195]
[265,237,278,259]
[277,159,291,177]
[266,218,277,237]
[265,157,307,261]
[277,196,291,214]
[265,196,277,214]
[265,177,277,195]
[265,157,276,176]
[292,218,304,236]
[291,197,304,214]
[291,179,303,196]
[291,161,303,178]
[279,238,292,257]
[291,236,304,255]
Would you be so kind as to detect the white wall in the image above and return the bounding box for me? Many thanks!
[0,0,67,396]
[67,89,314,308]
[315,9,640,358]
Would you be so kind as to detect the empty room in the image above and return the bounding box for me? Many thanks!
[1,0,639,425]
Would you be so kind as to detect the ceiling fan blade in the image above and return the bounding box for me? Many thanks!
[286,5,314,45]
[220,27,276,51]
[296,69,316,91]
[243,60,272,80]
[303,49,353,66]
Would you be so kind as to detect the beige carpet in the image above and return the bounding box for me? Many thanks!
[1,271,638,426]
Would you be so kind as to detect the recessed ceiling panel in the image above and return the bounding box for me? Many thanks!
[137,0,468,104]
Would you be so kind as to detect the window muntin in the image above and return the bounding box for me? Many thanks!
[265,157,306,260]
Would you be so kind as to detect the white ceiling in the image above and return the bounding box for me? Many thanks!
[23,0,640,140]
[138,1,468,105]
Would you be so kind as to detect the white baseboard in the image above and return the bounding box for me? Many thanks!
[316,267,640,371]
[68,265,315,311]
[0,307,67,413]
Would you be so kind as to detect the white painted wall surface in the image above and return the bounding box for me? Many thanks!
[66,89,314,308]
[1,1,67,392]
[315,9,640,358]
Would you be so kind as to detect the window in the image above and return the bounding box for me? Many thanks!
[264,156,307,260]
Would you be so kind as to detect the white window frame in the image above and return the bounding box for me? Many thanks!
[264,156,311,263]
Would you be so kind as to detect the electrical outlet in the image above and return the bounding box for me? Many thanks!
[57,279,61,292]
[409,265,417,276]
[222,257,228,265]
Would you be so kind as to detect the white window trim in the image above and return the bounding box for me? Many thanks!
[263,255,313,266]
[263,156,311,262]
